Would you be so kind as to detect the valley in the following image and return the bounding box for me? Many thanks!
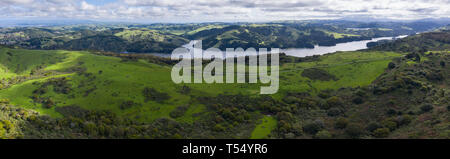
[0,22,449,139]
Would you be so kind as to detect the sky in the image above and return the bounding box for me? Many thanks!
[0,0,449,23]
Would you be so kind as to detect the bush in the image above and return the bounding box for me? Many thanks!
[214,124,226,132]
[345,124,364,138]
[425,72,443,81]
[326,96,342,108]
[366,122,382,132]
[318,92,330,99]
[327,108,342,116]
[381,119,397,131]
[55,105,89,118]
[119,101,140,110]
[283,96,300,104]
[386,109,397,116]
[303,120,324,135]
[315,130,332,139]
[42,98,55,109]
[169,105,189,118]
[352,97,364,104]
[396,115,413,126]
[142,87,170,103]
[373,128,390,138]
[420,104,433,113]
[388,62,396,69]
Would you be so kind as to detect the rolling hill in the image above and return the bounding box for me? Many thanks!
[0,30,448,139]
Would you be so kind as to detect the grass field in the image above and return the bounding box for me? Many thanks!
[186,25,227,35]
[251,115,277,139]
[114,29,167,42]
[318,30,360,39]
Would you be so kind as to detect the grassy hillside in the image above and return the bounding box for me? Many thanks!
[0,46,403,138]
[187,25,374,50]
[3,21,442,54]
[0,31,448,139]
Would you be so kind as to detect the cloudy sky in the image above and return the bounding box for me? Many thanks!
[0,0,449,22]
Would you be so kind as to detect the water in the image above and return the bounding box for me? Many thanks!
[283,35,407,57]
[149,35,407,58]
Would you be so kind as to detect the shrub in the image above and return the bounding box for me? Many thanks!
[169,105,189,118]
[318,92,330,99]
[420,104,433,113]
[381,119,397,131]
[283,96,300,104]
[42,98,55,109]
[388,62,396,69]
[386,109,397,116]
[425,72,443,81]
[119,101,140,110]
[303,120,324,135]
[352,97,364,104]
[396,115,413,126]
[366,122,382,132]
[315,130,332,139]
[214,124,226,132]
[373,128,390,138]
[327,108,342,116]
[142,87,170,103]
[345,124,364,138]
[326,96,342,108]
[55,105,89,118]
[335,117,349,129]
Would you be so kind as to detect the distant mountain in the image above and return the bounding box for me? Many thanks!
[0,21,448,53]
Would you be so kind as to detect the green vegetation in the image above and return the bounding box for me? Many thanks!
[186,25,227,35]
[251,115,277,139]
[319,30,360,39]
[0,28,448,139]
[2,20,442,54]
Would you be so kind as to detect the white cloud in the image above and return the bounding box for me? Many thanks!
[81,1,96,11]
[0,0,448,22]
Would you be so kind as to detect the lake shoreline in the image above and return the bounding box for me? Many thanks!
[147,35,408,59]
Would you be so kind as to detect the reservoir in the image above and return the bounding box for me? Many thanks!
[283,35,407,57]
[151,35,407,58]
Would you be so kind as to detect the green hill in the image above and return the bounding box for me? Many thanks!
[0,47,403,138]
[186,25,373,50]
[0,31,448,139]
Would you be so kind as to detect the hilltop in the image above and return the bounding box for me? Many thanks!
[1,20,446,53]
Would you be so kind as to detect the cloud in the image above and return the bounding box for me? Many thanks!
[0,0,448,22]
[81,1,96,11]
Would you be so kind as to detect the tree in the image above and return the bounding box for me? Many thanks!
[335,117,349,129]
[381,119,397,131]
[345,124,364,139]
[303,120,324,135]
[315,130,332,139]
[420,104,433,113]
[388,62,396,69]
[326,96,343,108]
